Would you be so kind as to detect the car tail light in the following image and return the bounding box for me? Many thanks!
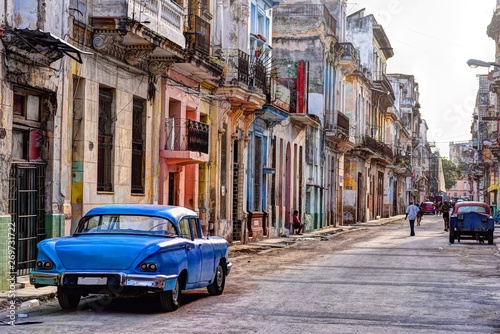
[37,261,53,269]
[140,262,158,272]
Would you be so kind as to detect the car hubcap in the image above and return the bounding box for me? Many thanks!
[172,280,179,302]
[216,265,223,286]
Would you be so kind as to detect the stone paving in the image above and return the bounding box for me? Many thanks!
[0,214,414,314]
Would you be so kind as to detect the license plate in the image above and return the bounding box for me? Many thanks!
[77,276,108,285]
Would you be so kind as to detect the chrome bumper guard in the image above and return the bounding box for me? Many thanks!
[30,272,178,290]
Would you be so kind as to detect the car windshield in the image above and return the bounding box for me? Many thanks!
[76,215,178,237]
[456,206,487,214]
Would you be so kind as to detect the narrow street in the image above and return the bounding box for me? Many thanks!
[5,215,500,334]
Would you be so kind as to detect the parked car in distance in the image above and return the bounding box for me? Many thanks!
[449,201,495,244]
[30,204,232,312]
[422,202,435,215]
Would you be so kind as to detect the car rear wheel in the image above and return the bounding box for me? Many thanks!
[159,278,180,312]
[488,230,494,245]
[207,261,226,296]
[57,287,81,310]
[449,229,455,244]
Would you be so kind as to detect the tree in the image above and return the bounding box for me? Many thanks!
[441,157,460,190]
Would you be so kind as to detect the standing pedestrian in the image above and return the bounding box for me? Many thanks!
[441,201,452,231]
[405,201,420,236]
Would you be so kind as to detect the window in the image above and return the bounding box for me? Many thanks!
[189,218,201,239]
[12,91,44,161]
[97,88,114,192]
[179,219,192,240]
[132,98,146,194]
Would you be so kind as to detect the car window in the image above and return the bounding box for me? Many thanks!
[456,206,487,214]
[189,218,201,239]
[179,219,192,240]
[78,215,177,236]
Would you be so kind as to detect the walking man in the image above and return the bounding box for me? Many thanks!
[405,201,420,236]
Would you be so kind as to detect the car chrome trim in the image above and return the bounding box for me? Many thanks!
[124,274,177,289]
[31,271,179,290]
[226,262,232,276]
[30,272,60,285]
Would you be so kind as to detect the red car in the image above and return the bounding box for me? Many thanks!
[422,202,435,215]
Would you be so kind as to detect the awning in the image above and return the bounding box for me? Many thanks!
[487,184,498,193]
[2,27,92,65]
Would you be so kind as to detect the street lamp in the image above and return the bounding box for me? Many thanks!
[467,58,500,69]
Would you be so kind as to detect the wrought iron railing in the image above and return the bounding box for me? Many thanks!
[337,112,350,136]
[166,118,209,154]
[363,135,394,160]
[186,14,210,55]
[339,42,359,64]
[217,49,267,92]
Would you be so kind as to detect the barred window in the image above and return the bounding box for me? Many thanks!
[97,88,114,192]
[131,98,146,194]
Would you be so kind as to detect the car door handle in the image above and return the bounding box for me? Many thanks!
[185,244,195,250]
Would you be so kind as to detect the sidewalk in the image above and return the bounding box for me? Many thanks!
[0,214,406,312]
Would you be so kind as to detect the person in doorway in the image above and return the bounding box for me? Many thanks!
[292,210,304,235]
[405,201,420,236]
[441,201,452,231]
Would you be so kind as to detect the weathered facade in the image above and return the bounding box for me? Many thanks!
[0,1,438,291]
[0,0,90,290]
[387,74,418,214]
[346,9,395,220]
[273,2,339,231]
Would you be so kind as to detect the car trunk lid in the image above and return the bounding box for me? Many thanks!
[55,234,168,270]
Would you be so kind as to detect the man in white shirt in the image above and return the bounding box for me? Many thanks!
[405,201,420,236]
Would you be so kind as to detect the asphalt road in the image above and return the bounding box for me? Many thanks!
[4,215,500,334]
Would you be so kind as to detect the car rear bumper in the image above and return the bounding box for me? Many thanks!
[226,262,232,276]
[30,272,178,290]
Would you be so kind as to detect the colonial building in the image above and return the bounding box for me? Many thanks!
[345,9,395,220]
[386,74,417,215]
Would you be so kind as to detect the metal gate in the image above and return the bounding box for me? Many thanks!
[8,163,46,278]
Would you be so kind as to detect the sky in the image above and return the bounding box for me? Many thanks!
[346,0,497,158]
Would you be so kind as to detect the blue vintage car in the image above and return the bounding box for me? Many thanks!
[449,201,495,244]
[29,204,232,311]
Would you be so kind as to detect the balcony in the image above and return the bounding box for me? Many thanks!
[361,135,394,163]
[87,0,223,83]
[216,49,267,110]
[92,0,185,48]
[185,14,210,55]
[164,118,209,165]
[373,73,395,110]
[324,111,355,152]
[338,42,359,75]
